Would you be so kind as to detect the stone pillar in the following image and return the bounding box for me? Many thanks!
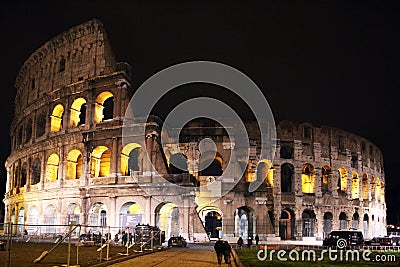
[110,137,118,178]
[273,164,281,238]
[315,166,322,198]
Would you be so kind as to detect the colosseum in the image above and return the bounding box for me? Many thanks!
[3,19,386,243]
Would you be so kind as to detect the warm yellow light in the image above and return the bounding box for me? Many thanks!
[66,149,83,179]
[302,164,315,193]
[362,174,369,200]
[338,167,348,192]
[128,203,142,214]
[351,171,359,199]
[50,104,64,132]
[91,146,110,177]
[121,143,142,175]
[94,91,113,123]
[46,153,59,182]
[70,98,86,127]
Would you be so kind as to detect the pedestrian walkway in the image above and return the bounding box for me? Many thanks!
[110,246,222,267]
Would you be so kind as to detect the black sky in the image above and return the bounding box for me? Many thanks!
[0,1,399,223]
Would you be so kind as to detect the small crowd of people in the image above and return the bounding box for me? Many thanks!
[236,234,260,249]
[214,238,232,264]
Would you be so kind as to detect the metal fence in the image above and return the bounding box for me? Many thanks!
[0,222,165,267]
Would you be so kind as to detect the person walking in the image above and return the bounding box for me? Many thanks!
[247,236,252,249]
[223,240,232,264]
[255,234,260,246]
[214,238,224,264]
[237,237,244,249]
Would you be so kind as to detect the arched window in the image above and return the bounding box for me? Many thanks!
[376,178,381,200]
[36,112,46,137]
[321,165,332,193]
[21,162,28,187]
[281,163,294,193]
[362,174,369,200]
[31,158,41,185]
[302,210,315,237]
[25,118,32,142]
[121,143,141,176]
[50,104,64,133]
[46,154,59,182]
[70,98,86,127]
[302,163,315,193]
[339,212,347,230]
[352,212,360,229]
[337,167,348,192]
[94,91,114,123]
[66,150,83,179]
[256,160,273,187]
[91,146,110,177]
[352,172,360,199]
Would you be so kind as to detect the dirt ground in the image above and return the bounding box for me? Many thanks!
[0,241,162,267]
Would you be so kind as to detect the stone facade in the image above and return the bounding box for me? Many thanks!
[3,19,386,242]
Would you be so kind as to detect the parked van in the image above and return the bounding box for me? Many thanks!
[323,230,364,248]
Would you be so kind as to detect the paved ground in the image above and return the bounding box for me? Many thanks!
[109,244,231,267]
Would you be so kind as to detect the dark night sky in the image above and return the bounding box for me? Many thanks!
[0,1,399,223]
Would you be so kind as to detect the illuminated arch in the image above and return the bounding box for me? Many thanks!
[89,203,108,227]
[66,203,81,225]
[50,104,64,132]
[321,165,332,193]
[94,91,114,123]
[46,153,59,182]
[91,146,110,177]
[155,202,179,239]
[70,98,86,127]
[121,143,142,175]
[351,171,360,199]
[66,149,83,179]
[234,206,255,240]
[337,167,348,192]
[197,206,223,239]
[301,163,315,193]
[256,159,274,187]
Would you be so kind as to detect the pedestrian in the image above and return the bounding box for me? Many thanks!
[237,236,244,249]
[223,240,231,264]
[214,238,224,264]
[255,234,259,246]
[114,233,119,244]
[247,236,252,249]
[22,228,28,240]
[122,231,127,246]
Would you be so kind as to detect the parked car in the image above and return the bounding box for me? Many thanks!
[323,230,364,248]
[365,236,396,246]
[167,236,187,247]
[389,235,400,246]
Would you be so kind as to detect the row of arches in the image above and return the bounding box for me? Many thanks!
[14,91,114,148]
[279,209,384,240]
[10,143,142,188]
[279,163,383,200]
[13,201,180,239]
